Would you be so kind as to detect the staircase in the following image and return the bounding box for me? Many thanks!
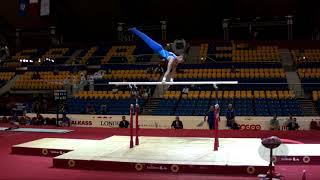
[279,48,304,98]
[142,98,161,115]
[152,83,163,98]
[298,99,318,116]
[279,48,295,71]
[285,72,304,98]
[0,75,21,96]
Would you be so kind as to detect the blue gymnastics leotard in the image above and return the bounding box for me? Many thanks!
[129,27,177,60]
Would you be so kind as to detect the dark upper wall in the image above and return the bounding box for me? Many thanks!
[0,0,319,41]
[0,0,52,29]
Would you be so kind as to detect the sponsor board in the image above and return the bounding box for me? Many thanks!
[26,113,319,130]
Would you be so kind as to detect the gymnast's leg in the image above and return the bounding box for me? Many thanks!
[129,27,167,57]
[163,58,174,82]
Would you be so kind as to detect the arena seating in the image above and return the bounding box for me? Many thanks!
[0,72,15,81]
[176,68,285,79]
[79,46,99,65]
[12,71,80,90]
[67,65,157,114]
[0,42,309,117]
[41,48,73,64]
[298,68,320,92]
[158,90,301,116]
[170,63,287,91]
[10,48,73,66]
[102,69,160,81]
[291,49,320,63]
[69,91,145,115]
[0,72,15,88]
[231,46,280,62]
[312,91,320,114]
[200,42,280,63]
[101,45,135,64]
[94,65,161,91]
[77,44,153,65]
[12,49,43,60]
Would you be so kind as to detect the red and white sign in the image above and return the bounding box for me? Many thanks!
[25,113,319,130]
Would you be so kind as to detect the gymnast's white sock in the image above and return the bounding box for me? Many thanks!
[162,77,166,82]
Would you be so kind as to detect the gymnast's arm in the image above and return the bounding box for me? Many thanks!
[163,57,175,79]
[171,62,177,80]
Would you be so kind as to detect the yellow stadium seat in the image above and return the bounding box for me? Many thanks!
[217,91,223,99]
[187,91,194,99]
[288,91,295,99]
[240,91,246,98]
[271,91,277,99]
[223,91,229,99]
[229,91,234,99]
[199,91,205,99]
[278,91,284,99]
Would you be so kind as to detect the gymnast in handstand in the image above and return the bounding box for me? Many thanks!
[129,27,187,82]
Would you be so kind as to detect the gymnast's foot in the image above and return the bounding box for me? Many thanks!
[128,27,136,31]
[170,78,174,82]
[162,77,166,83]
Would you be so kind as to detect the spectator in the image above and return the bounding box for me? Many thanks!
[61,102,68,115]
[19,116,27,125]
[62,114,70,127]
[112,86,119,94]
[119,116,129,128]
[310,119,319,130]
[190,84,199,91]
[33,113,44,125]
[204,105,216,130]
[182,86,189,95]
[230,65,238,73]
[147,66,153,73]
[100,104,108,115]
[231,120,240,130]
[146,87,151,96]
[270,115,280,130]
[79,73,87,90]
[142,91,149,99]
[42,99,48,113]
[25,116,32,125]
[171,116,183,129]
[139,86,145,96]
[63,77,71,86]
[64,77,72,96]
[86,104,96,114]
[32,72,41,80]
[131,88,140,99]
[33,101,41,114]
[286,115,294,124]
[1,116,8,123]
[287,118,300,131]
[226,104,235,128]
